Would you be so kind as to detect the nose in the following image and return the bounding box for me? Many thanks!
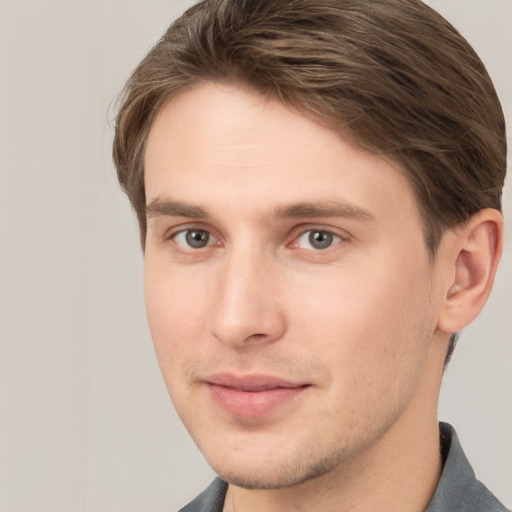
[209,250,287,348]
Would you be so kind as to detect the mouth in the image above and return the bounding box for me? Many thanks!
[204,373,310,418]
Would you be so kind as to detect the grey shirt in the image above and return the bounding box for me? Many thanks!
[179,423,509,512]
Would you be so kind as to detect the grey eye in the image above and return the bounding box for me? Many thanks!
[296,230,340,250]
[308,231,334,249]
[173,229,212,249]
[185,229,210,248]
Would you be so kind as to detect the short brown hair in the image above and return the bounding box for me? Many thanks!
[113,0,506,359]
[113,0,506,253]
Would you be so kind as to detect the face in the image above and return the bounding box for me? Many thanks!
[144,82,446,489]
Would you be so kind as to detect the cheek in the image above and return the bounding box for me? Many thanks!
[289,255,434,385]
[144,265,211,372]
[291,260,415,334]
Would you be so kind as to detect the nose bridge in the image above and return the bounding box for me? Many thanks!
[209,242,286,347]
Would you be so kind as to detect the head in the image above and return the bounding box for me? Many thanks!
[113,0,506,364]
[114,0,505,250]
[113,0,506,492]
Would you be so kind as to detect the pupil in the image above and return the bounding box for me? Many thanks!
[309,231,333,249]
[186,230,209,248]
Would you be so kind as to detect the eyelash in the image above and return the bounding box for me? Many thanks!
[171,228,218,250]
[292,229,345,251]
[166,225,349,253]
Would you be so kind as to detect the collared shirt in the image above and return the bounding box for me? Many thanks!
[425,423,509,512]
[179,423,510,512]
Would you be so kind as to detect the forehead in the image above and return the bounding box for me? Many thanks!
[144,82,420,229]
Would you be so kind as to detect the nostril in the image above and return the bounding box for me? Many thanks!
[249,333,267,339]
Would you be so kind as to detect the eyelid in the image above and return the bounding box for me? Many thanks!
[163,221,213,239]
[288,225,350,248]
[173,229,213,248]
[158,222,350,253]
[164,223,222,251]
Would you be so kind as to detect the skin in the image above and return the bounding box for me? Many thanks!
[143,82,502,512]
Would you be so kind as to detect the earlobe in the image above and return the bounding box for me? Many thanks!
[438,209,503,334]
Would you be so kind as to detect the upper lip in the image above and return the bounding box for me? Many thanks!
[205,373,307,391]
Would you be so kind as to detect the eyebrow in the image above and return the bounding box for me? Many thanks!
[274,201,376,221]
[146,198,209,219]
[146,197,376,222]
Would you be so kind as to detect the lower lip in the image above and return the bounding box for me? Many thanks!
[207,384,308,418]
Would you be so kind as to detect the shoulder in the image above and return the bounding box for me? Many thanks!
[426,423,510,512]
[178,478,228,512]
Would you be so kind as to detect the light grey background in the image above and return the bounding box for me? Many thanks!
[0,1,510,511]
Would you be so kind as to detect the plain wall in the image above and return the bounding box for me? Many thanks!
[0,1,510,511]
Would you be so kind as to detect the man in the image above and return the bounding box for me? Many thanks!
[113,0,509,510]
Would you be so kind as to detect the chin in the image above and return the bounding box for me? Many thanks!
[205,445,344,490]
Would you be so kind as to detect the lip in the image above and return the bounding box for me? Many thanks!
[205,373,309,418]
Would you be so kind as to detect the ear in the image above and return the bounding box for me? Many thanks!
[437,209,503,334]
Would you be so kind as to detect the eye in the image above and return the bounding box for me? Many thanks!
[172,229,215,249]
[295,230,342,250]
